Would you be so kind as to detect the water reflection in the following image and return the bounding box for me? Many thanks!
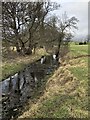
[1,55,60,120]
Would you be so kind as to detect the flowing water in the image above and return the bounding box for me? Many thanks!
[1,55,59,120]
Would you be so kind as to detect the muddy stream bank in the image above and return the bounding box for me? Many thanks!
[1,55,60,120]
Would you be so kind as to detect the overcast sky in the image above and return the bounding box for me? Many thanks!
[49,0,88,41]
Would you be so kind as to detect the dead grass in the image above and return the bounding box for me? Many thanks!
[17,58,88,119]
[17,45,88,118]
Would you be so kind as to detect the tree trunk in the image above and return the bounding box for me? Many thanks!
[16,42,21,53]
[26,47,32,55]
[57,35,62,58]
[20,41,27,55]
[25,29,33,55]
[33,43,37,54]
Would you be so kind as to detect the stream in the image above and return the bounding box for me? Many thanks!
[1,55,60,120]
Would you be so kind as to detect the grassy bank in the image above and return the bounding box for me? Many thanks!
[2,48,48,81]
[17,44,88,119]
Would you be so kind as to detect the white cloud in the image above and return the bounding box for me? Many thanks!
[50,1,88,40]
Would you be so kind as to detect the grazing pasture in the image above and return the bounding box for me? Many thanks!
[69,44,88,57]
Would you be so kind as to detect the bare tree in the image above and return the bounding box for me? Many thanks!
[2,2,28,53]
[25,2,60,54]
[2,2,60,55]
[56,13,79,59]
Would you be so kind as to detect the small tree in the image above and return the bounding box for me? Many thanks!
[56,13,79,59]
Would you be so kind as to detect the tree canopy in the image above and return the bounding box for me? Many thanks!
[2,2,78,56]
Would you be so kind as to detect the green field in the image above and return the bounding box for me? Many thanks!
[18,44,88,119]
[69,44,88,57]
